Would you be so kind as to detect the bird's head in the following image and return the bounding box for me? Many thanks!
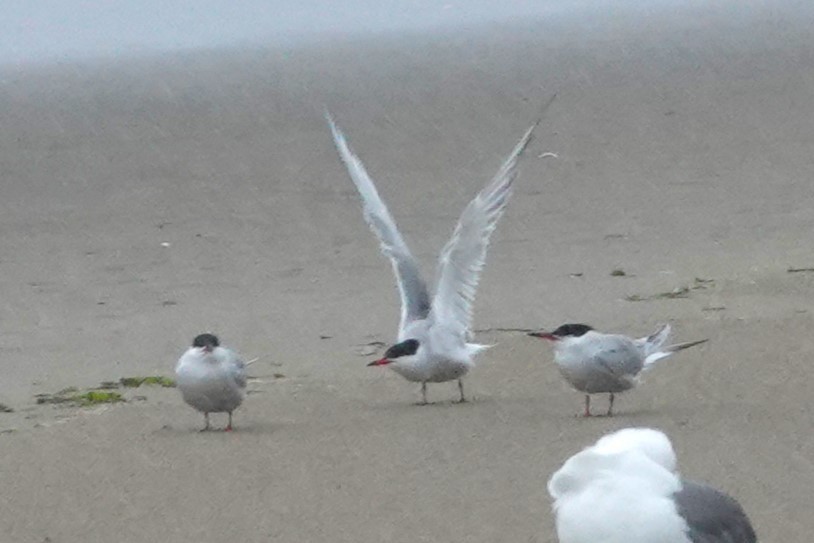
[528,323,594,342]
[192,333,220,354]
[368,339,420,367]
[592,427,677,473]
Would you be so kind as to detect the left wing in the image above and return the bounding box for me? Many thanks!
[428,119,540,337]
[224,349,247,389]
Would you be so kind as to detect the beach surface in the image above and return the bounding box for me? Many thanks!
[1,1,813,541]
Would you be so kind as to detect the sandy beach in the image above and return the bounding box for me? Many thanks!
[1,2,813,541]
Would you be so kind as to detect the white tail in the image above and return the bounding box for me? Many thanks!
[466,343,494,357]
[639,324,671,356]
[643,338,709,369]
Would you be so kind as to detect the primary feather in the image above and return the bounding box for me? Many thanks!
[429,121,538,338]
[326,113,431,336]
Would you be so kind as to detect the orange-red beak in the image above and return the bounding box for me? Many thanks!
[528,331,559,341]
[367,358,391,367]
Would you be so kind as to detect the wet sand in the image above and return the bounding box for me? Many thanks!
[1,2,813,541]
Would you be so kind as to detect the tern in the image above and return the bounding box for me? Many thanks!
[175,333,247,431]
[529,323,707,416]
[327,109,547,404]
[548,427,757,543]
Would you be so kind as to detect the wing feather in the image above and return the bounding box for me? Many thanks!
[327,113,431,333]
[635,323,671,355]
[674,480,757,543]
[429,120,539,336]
[215,347,247,389]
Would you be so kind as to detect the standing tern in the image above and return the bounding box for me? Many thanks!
[528,323,707,416]
[175,333,247,431]
[327,111,545,404]
[548,427,757,543]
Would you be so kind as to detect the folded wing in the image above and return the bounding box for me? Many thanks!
[674,480,757,543]
[224,349,247,389]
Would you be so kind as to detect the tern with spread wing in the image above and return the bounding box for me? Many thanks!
[328,111,543,404]
[175,333,247,431]
[548,427,757,543]
[529,323,708,416]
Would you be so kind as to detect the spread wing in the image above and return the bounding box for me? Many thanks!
[428,120,539,337]
[327,113,431,334]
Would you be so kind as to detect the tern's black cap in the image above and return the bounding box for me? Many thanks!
[384,339,420,359]
[550,324,594,337]
[192,333,220,348]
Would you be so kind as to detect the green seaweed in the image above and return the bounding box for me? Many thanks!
[72,391,124,406]
[119,376,176,388]
[610,269,626,277]
[141,376,175,387]
[36,387,77,404]
[98,381,120,390]
[36,387,124,407]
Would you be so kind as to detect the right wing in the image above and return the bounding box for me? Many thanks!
[428,120,540,339]
[674,480,757,543]
[327,113,431,333]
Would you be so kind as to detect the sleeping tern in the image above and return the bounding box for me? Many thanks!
[548,427,757,543]
[327,108,548,404]
[529,323,707,416]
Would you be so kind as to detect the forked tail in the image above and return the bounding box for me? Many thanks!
[643,338,709,369]
[641,323,671,355]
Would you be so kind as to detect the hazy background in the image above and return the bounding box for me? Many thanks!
[2,1,813,541]
[2,0,552,65]
[4,0,812,66]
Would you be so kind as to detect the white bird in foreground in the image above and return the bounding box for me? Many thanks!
[529,323,708,416]
[175,333,247,431]
[548,427,757,543]
[327,111,544,404]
